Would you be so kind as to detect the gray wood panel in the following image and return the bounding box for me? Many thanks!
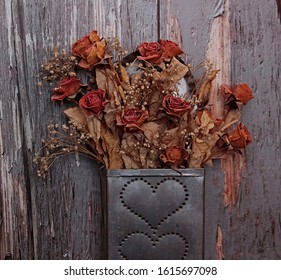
[1,0,280,259]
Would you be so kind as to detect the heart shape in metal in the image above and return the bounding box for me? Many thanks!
[120,232,188,260]
[121,178,188,228]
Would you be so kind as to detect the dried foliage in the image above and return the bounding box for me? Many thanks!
[35,30,253,177]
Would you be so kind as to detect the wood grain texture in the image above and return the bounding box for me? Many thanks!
[224,0,281,259]
[0,0,158,259]
[1,0,280,260]
[160,0,281,260]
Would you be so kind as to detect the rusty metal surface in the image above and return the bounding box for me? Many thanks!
[106,169,204,260]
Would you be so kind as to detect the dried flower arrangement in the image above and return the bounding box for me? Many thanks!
[34,30,253,177]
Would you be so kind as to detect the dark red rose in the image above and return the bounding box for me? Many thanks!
[159,40,183,61]
[228,122,253,149]
[79,89,109,115]
[137,42,163,65]
[72,30,106,69]
[162,94,191,117]
[160,146,188,167]
[221,83,253,105]
[116,108,149,131]
[51,77,82,102]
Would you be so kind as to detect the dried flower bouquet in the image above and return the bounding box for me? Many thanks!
[35,30,253,177]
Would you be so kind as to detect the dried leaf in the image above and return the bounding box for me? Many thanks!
[189,134,220,167]
[104,100,119,135]
[139,147,149,168]
[142,122,162,144]
[146,91,164,118]
[101,127,124,169]
[119,63,130,84]
[95,68,118,98]
[198,69,219,102]
[121,154,141,169]
[219,109,241,131]
[64,107,87,129]
[159,57,189,83]
[161,127,181,147]
[200,111,215,135]
[121,134,141,167]
[86,117,104,155]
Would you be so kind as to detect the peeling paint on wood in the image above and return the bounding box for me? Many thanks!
[205,0,245,211]
[213,0,225,18]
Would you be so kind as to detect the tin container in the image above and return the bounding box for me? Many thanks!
[104,168,204,260]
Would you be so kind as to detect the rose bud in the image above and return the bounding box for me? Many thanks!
[116,108,149,131]
[137,41,163,65]
[160,146,188,168]
[159,40,183,61]
[51,77,83,102]
[228,122,253,149]
[79,89,109,115]
[162,94,191,118]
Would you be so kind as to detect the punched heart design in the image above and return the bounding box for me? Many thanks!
[120,232,188,260]
[121,178,188,228]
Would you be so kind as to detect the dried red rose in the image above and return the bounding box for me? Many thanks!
[51,77,82,102]
[162,94,191,117]
[116,108,149,131]
[159,40,183,61]
[160,146,188,167]
[137,42,163,65]
[72,30,106,69]
[79,89,109,115]
[137,40,183,65]
[221,83,253,105]
[228,122,253,149]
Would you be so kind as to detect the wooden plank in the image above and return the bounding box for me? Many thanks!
[222,0,281,259]
[0,0,158,259]
[160,0,281,260]
[0,0,34,260]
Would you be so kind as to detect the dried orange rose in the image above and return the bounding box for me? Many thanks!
[72,30,100,57]
[116,108,149,131]
[228,122,253,149]
[79,89,109,116]
[221,83,253,105]
[51,77,82,102]
[162,94,191,117]
[72,30,106,69]
[233,83,254,105]
[160,146,188,167]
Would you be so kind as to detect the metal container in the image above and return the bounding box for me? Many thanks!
[105,168,204,260]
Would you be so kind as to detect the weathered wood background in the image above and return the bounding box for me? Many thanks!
[0,0,280,259]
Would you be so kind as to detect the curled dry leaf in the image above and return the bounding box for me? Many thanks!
[119,63,130,84]
[101,127,124,169]
[219,109,241,132]
[198,69,220,104]
[64,107,87,130]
